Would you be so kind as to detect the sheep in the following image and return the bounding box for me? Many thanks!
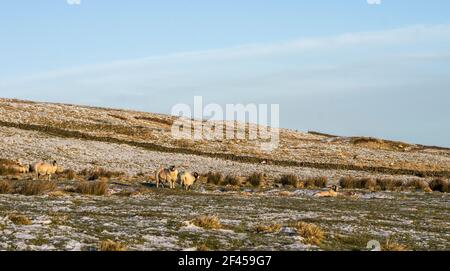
[314,185,339,198]
[155,165,178,189]
[178,171,199,191]
[4,162,29,174]
[31,160,58,180]
[15,163,29,174]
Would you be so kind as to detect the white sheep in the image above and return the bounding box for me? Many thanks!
[178,171,199,191]
[155,165,178,189]
[314,185,339,198]
[5,161,29,174]
[31,160,58,181]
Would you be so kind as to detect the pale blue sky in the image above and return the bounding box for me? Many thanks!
[1,0,450,146]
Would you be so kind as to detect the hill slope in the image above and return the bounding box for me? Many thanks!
[0,98,449,181]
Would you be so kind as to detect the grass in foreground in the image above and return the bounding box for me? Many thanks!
[8,214,32,225]
[99,239,127,251]
[292,221,325,246]
[75,180,109,196]
[191,215,222,230]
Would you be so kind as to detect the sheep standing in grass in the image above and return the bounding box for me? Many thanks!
[178,171,199,191]
[314,185,339,198]
[155,165,178,189]
[31,161,58,181]
[9,161,29,174]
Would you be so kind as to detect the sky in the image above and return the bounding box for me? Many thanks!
[0,0,450,146]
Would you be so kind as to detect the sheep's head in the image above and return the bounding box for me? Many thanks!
[193,172,199,181]
[169,165,177,172]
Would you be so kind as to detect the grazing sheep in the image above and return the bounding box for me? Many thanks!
[4,162,29,174]
[155,165,178,189]
[31,161,58,180]
[178,171,199,191]
[314,185,339,198]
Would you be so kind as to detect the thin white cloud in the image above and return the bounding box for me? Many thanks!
[1,23,449,85]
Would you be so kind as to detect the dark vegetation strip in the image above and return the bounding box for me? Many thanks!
[1,120,450,178]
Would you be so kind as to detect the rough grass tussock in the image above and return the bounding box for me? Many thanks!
[247,173,265,187]
[221,175,241,186]
[60,169,77,180]
[339,177,376,190]
[405,179,431,192]
[0,181,13,194]
[191,215,222,230]
[279,174,302,188]
[99,239,127,251]
[0,159,23,175]
[304,176,328,188]
[206,172,223,185]
[76,180,109,196]
[376,178,404,191]
[8,214,32,225]
[0,166,18,176]
[17,181,57,196]
[253,223,282,234]
[383,237,409,251]
[429,179,449,193]
[292,221,325,245]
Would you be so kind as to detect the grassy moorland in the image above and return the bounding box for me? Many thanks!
[0,98,449,251]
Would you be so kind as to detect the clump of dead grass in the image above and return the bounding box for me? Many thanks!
[99,239,127,251]
[196,243,210,251]
[75,180,109,196]
[0,181,13,194]
[383,237,409,251]
[279,174,302,188]
[339,177,376,190]
[247,173,265,187]
[429,179,449,193]
[16,181,57,196]
[47,190,67,197]
[304,176,328,188]
[292,221,325,245]
[191,215,222,230]
[404,179,432,192]
[0,159,24,175]
[221,175,241,186]
[206,172,223,185]
[8,214,32,225]
[253,223,282,234]
[376,178,404,191]
[60,169,77,180]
